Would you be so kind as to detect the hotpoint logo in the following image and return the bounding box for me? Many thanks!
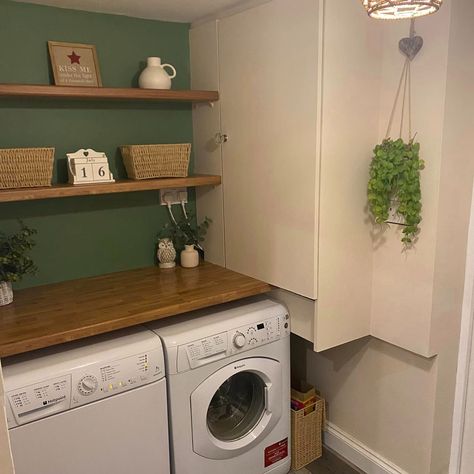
[42,395,66,406]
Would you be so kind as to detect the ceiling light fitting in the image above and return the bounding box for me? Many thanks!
[361,0,443,20]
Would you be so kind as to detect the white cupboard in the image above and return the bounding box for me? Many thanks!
[218,0,319,300]
[191,0,382,351]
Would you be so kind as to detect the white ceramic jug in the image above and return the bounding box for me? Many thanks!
[138,57,177,90]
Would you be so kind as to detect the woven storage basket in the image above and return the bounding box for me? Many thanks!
[120,143,191,179]
[291,395,325,471]
[0,147,54,189]
[0,281,13,306]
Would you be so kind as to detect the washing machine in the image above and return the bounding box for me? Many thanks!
[3,327,170,474]
[147,298,291,474]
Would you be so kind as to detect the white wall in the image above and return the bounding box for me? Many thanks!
[459,351,474,472]
[370,6,451,357]
[293,335,437,473]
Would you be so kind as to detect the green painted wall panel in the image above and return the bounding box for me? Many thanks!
[0,0,195,289]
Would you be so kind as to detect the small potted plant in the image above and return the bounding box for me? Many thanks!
[0,223,37,306]
[158,214,211,268]
[367,138,425,246]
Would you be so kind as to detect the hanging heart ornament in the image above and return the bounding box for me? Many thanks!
[399,36,423,61]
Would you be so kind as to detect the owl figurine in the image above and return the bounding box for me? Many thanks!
[157,238,176,269]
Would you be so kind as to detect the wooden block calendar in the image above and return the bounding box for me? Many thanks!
[67,148,114,185]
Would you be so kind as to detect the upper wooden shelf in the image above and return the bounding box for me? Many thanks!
[0,263,271,357]
[0,84,219,103]
[0,174,221,203]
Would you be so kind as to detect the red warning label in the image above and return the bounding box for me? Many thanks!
[264,438,288,468]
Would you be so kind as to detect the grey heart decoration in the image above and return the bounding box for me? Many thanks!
[399,36,423,61]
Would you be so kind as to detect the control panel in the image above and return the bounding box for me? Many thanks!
[228,314,290,355]
[6,374,71,428]
[182,313,290,369]
[6,348,164,428]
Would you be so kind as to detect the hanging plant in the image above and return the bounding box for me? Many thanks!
[368,138,424,245]
[368,20,426,247]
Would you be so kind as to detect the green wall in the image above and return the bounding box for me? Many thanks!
[0,0,195,288]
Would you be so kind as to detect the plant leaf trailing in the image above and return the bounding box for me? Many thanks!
[0,223,38,283]
[158,213,212,254]
[367,138,425,246]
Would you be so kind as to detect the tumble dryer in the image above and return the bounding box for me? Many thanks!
[148,298,291,474]
[3,327,170,474]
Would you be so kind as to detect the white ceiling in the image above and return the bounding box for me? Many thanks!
[13,0,258,22]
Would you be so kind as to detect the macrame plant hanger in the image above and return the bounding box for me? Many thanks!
[382,20,424,229]
[385,19,423,143]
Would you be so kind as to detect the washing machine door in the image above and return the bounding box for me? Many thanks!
[190,357,282,460]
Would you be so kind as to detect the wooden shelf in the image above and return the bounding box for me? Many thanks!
[0,84,219,102]
[0,174,221,203]
[0,263,271,357]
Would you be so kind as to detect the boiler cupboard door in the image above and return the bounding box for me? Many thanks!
[218,0,319,299]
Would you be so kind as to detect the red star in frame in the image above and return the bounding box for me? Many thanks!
[67,51,81,64]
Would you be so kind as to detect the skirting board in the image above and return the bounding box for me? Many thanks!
[324,422,408,474]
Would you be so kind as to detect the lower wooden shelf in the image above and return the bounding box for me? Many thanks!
[0,174,221,203]
[0,263,271,357]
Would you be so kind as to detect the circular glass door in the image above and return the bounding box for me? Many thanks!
[206,371,266,441]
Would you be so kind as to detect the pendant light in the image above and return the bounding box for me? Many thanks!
[361,0,443,20]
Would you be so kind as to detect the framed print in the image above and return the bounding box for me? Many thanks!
[48,41,102,87]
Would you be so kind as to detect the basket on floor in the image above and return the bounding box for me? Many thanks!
[291,395,325,471]
[0,147,54,189]
[120,143,191,179]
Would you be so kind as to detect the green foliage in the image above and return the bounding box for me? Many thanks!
[368,138,425,245]
[158,213,212,253]
[0,223,38,282]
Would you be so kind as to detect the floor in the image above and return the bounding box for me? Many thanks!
[293,448,364,474]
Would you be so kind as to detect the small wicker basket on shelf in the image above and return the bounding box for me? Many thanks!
[0,147,55,189]
[120,143,191,180]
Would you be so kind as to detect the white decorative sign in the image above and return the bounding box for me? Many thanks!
[67,149,114,185]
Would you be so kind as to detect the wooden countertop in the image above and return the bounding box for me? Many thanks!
[0,263,271,357]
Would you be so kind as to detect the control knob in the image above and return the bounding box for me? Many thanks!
[232,332,247,349]
[78,375,99,396]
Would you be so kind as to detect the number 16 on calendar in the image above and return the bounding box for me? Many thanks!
[67,149,115,185]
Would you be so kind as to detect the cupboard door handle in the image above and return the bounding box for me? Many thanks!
[215,132,229,145]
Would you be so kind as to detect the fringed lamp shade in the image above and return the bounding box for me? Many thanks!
[361,0,443,19]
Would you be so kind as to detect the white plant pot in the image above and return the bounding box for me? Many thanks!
[180,245,200,268]
[138,57,177,90]
[0,281,13,306]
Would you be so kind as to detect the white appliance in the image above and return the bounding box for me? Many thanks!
[147,298,291,474]
[3,327,170,474]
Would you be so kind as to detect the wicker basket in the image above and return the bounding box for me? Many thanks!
[0,281,13,306]
[120,143,191,180]
[0,147,54,189]
[291,395,325,471]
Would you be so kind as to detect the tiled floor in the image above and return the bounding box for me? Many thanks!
[293,448,365,474]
